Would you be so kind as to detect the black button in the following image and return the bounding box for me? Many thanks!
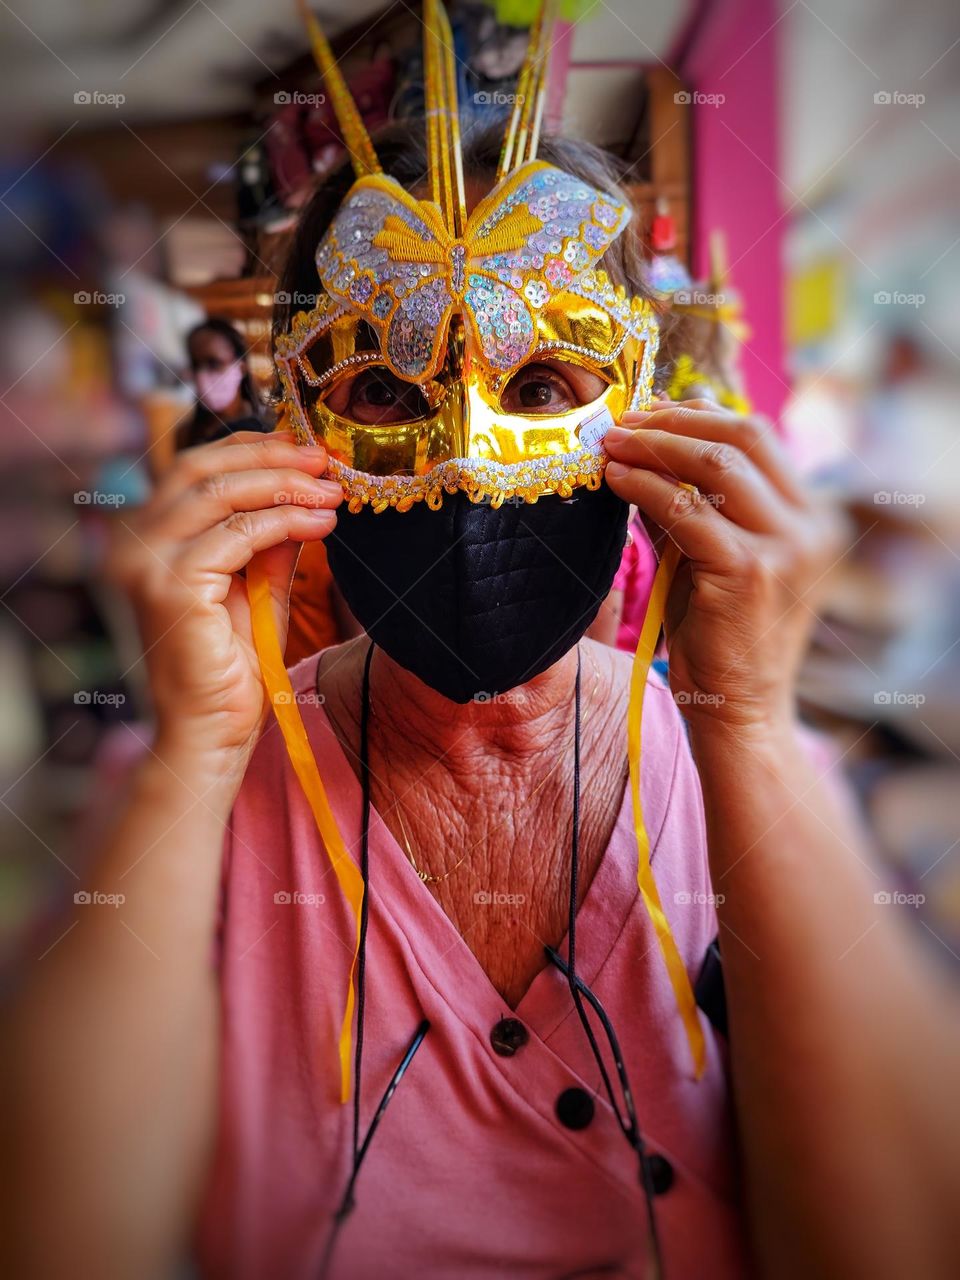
[643,1153,674,1195]
[556,1086,595,1130]
[490,1017,529,1057]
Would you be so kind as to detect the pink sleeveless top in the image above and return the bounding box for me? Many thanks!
[196,651,748,1279]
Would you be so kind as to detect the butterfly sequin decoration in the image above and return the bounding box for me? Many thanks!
[313,159,631,382]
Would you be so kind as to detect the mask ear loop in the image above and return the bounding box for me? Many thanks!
[627,536,707,1079]
[246,554,364,1104]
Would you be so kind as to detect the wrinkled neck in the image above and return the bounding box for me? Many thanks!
[370,643,580,778]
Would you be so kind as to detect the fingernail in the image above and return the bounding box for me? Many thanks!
[605,461,630,480]
[604,425,634,443]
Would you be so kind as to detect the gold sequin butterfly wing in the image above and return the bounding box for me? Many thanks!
[314,174,458,380]
[313,162,632,383]
[461,160,632,373]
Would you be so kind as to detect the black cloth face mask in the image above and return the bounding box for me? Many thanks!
[324,483,629,703]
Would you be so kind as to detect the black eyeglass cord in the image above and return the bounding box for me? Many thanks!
[560,649,666,1280]
[319,642,430,1280]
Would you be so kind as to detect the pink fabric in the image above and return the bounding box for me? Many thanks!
[611,520,657,654]
[196,650,748,1279]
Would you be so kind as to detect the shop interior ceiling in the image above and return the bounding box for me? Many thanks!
[4,0,687,126]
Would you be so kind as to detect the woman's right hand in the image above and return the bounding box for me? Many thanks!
[108,430,342,765]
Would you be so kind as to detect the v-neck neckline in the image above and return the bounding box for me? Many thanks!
[304,682,640,1046]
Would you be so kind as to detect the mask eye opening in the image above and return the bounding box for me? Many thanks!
[317,362,435,427]
[497,354,612,418]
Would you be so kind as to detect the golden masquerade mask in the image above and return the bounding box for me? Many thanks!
[279,0,659,513]
[253,2,706,1104]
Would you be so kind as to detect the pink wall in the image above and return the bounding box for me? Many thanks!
[677,0,787,420]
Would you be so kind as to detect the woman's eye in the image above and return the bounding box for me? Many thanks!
[500,364,578,414]
[325,368,429,424]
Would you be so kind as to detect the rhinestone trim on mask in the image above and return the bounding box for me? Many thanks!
[296,350,384,391]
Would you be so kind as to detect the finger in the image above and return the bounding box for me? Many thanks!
[618,405,805,505]
[155,433,331,508]
[654,396,731,413]
[148,467,343,541]
[604,461,747,569]
[178,504,338,582]
[602,426,788,533]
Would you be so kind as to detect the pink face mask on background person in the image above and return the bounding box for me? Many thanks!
[195,362,243,413]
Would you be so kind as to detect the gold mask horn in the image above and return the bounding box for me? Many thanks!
[296,0,382,177]
[497,0,558,179]
[423,0,468,236]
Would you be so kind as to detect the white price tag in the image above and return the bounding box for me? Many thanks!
[576,405,615,454]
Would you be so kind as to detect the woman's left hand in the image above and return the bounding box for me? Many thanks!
[603,401,847,735]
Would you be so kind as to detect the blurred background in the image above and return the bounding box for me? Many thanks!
[0,0,957,973]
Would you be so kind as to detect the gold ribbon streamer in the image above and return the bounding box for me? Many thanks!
[246,555,364,1103]
[627,539,707,1078]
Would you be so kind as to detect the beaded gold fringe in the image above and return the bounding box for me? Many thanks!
[327,450,607,515]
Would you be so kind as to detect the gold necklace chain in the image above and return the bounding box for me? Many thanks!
[370,650,604,887]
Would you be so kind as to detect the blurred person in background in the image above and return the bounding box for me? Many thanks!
[176,317,271,450]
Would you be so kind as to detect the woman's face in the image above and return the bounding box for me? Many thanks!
[189,330,245,414]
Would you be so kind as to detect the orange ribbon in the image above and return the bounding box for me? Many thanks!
[627,539,707,1078]
[246,556,364,1103]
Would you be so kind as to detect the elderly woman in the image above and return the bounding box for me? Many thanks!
[6,18,959,1280]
